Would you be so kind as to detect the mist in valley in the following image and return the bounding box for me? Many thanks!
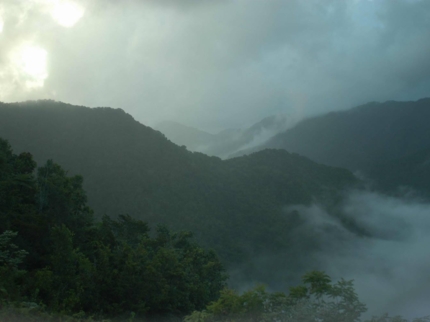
[305,190,430,318]
[224,187,430,319]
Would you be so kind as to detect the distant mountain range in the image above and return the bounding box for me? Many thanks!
[0,100,357,286]
[235,98,430,197]
[155,114,294,158]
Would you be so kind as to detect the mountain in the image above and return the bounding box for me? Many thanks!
[155,114,293,158]
[155,121,217,150]
[241,98,430,173]
[0,100,358,285]
[369,147,430,198]
[232,98,430,197]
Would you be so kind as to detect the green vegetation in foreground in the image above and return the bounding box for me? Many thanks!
[2,270,428,322]
[185,271,430,322]
[0,137,226,320]
[0,100,359,281]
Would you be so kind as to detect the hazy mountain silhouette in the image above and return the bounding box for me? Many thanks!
[232,99,430,195]
[251,98,430,171]
[155,120,217,150]
[155,114,294,158]
[369,147,430,198]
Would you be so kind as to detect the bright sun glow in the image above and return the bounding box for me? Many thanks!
[50,0,84,27]
[11,45,48,89]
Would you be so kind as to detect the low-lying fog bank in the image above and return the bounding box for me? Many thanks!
[319,191,430,318]
[229,190,430,319]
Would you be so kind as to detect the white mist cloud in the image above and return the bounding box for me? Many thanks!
[295,191,430,319]
[9,44,48,89]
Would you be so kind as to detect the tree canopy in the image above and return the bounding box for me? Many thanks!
[0,137,226,319]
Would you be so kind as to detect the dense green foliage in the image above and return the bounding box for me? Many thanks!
[185,271,366,322]
[185,271,429,322]
[0,100,358,284]
[0,138,226,319]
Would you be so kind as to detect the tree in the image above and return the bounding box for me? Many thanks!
[85,216,227,317]
[33,225,93,313]
[184,271,366,322]
[37,160,93,235]
[0,231,28,302]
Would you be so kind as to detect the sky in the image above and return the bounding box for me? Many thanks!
[0,0,430,131]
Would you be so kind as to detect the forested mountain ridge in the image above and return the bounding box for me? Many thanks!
[229,98,430,198]
[0,100,358,282]
[237,98,430,172]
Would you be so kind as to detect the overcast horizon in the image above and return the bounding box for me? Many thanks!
[1,0,430,131]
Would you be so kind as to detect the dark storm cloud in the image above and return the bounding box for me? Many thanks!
[1,0,430,130]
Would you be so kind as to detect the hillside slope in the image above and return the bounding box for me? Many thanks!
[155,120,217,151]
[264,98,430,170]
[0,100,358,283]
[242,98,430,172]
[369,148,430,198]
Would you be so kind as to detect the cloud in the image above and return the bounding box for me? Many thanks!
[297,191,430,319]
[0,0,429,130]
[0,0,86,100]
